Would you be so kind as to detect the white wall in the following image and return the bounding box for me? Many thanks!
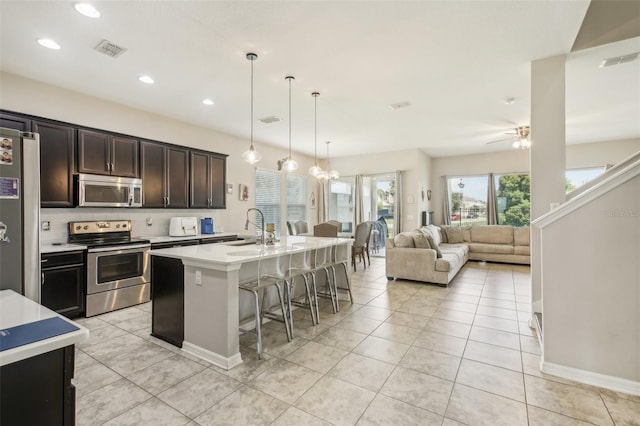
[538,173,640,392]
[0,71,319,241]
[330,149,433,233]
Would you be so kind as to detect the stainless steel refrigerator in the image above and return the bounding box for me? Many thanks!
[0,127,40,301]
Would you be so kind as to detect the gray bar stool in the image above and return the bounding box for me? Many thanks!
[239,254,293,359]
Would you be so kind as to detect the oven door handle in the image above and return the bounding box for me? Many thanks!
[88,243,151,253]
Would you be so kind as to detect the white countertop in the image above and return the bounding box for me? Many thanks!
[41,243,88,254]
[147,232,240,244]
[0,290,89,366]
[150,235,352,266]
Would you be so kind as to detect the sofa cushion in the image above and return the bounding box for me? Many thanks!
[412,231,431,249]
[394,232,415,248]
[467,243,514,255]
[514,227,530,246]
[438,226,449,243]
[471,225,513,244]
[435,258,451,272]
[440,244,468,262]
[444,226,464,243]
[514,245,530,256]
[422,225,442,246]
[425,234,443,258]
[462,226,472,242]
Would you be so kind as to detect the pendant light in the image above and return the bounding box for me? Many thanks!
[242,53,261,164]
[281,75,298,172]
[308,92,323,177]
[319,141,339,181]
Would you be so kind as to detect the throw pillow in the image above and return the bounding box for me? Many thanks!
[394,232,415,248]
[412,230,431,249]
[462,226,472,242]
[425,234,443,258]
[444,226,464,244]
[439,225,450,243]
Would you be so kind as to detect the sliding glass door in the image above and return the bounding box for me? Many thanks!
[327,173,396,236]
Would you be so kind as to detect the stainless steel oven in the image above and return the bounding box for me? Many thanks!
[69,220,150,317]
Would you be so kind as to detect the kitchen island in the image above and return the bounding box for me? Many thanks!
[0,289,89,426]
[149,235,352,370]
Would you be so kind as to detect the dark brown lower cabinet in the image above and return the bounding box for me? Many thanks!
[1,345,76,426]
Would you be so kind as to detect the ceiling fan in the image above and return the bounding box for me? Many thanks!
[486,125,531,149]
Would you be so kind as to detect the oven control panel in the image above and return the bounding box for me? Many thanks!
[68,220,131,235]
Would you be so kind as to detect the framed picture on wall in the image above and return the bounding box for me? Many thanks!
[239,184,249,201]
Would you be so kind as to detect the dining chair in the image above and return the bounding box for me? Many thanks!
[351,221,371,271]
[313,222,338,237]
[327,220,342,231]
[294,220,309,235]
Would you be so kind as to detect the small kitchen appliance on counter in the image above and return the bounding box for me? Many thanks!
[200,217,214,234]
[169,217,198,237]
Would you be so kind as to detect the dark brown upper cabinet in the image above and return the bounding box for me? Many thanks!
[32,120,76,208]
[0,112,32,132]
[78,129,138,177]
[140,141,189,208]
[190,151,227,209]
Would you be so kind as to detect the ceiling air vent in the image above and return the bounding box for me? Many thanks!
[389,101,411,110]
[258,116,280,124]
[599,52,639,68]
[94,39,128,58]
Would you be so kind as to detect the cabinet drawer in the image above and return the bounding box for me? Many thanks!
[41,251,85,269]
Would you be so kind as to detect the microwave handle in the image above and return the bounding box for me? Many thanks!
[128,192,133,206]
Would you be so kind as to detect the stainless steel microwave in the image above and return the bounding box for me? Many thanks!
[76,173,143,207]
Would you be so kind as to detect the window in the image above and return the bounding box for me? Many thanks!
[287,174,307,223]
[494,174,530,227]
[328,177,355,232]
[565,167,605,193]
[447,176,488,226]
[255,169,281,236]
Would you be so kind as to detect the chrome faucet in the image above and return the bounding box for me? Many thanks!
[245,208,265,245]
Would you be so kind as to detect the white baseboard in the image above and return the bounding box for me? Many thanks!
[182,341,243,371]
[541,361,640,396]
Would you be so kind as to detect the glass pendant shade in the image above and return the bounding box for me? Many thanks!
[282,157,298,172]
[309,163,322,177]
[242,145,262,164]
[244,53,261,164]
[329,169,340,180]
[316,170,329,181]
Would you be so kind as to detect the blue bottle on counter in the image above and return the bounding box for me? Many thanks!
[201,217,214,234]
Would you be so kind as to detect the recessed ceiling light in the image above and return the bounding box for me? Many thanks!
[74,3,100,18]
[138,75,155,84]
[37,38,61,50]
[202,98,214,106]
[504,97,516,105]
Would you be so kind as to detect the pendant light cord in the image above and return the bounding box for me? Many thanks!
[314,94,318,163]
[250,56,254,149]
[288,77,292,158]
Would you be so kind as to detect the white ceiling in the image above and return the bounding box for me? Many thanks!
[1,1,639,158]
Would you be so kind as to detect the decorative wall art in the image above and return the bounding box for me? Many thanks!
[239,184,249,201]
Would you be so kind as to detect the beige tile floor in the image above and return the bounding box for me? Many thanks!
[73,258,640,425]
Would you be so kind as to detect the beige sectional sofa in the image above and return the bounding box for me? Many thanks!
[385,224,530,286]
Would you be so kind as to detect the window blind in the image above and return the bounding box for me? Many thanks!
[255,168,281,236]
[287,174,307,222]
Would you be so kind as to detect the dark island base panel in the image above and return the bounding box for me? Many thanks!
[1,345,76,426]
[151,255,185,348]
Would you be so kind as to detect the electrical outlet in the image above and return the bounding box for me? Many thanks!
[146,217,153,226]
[195,270,202,286]
[41,221,50,231]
